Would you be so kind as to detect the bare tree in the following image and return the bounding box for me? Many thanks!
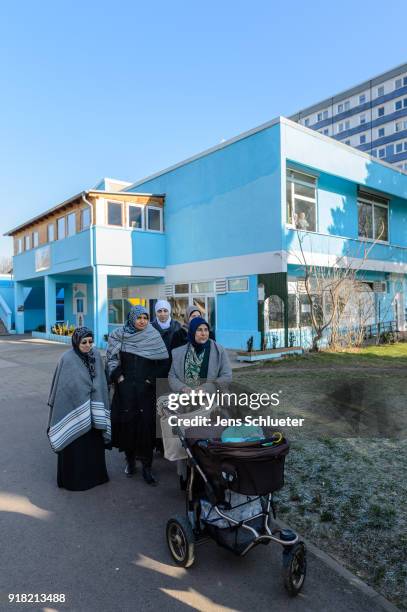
[0,256,12,274]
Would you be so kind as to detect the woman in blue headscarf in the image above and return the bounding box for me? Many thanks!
[106,306,168,485]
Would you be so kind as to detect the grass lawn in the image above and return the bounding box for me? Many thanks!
[234,343,407,610]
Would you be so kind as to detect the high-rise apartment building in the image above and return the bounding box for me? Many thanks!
[290,62,407,171]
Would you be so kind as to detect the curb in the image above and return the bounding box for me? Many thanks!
[275,518,401,612]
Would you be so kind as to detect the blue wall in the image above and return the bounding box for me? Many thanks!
[216,274,260,349]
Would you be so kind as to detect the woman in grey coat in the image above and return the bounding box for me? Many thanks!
[168,316,232,488]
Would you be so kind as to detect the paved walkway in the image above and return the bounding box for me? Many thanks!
[0,337,397,612]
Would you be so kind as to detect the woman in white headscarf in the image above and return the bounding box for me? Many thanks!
[152,300,181,355]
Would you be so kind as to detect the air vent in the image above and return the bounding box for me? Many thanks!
[215,279,227,294]
[164,284,174,296]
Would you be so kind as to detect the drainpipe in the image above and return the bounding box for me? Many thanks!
[81,194,98,341]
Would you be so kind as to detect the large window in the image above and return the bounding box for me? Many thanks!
[358,192,389,242]
[24,235,30,250]
[67,212,76,236]
[47,224,55,242]
[286,169,317,232]
[107,201,123,226]
[129,205,144,229]
[57,217,65,240]
[32,232,39,248]
[147,206,162,231]
[81,208,91,230]
[227,277,249,292]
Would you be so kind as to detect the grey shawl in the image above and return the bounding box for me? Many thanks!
[47,348,111,452]
[106,323,169,379]
[169,339,232,393]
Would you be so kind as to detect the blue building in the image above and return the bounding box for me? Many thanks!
[4,118,407,349]
[290,62,407,171]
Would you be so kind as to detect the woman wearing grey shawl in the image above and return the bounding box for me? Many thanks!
[47,327,111,491]
[106,305,168,485]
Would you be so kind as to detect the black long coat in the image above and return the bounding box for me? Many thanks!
[111,352,159,463]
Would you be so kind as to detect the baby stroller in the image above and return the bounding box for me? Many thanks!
[165,423,306,596]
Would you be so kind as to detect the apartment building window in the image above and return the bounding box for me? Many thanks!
[81,208,91,230]
[378,106,385,117]
[47,224,55,242]
[344,120,350,130]
[344,101,350,111]
[395,142,403,153]
[323,110,328,120]
[129,205,144,229]
[344,140,350,145]
[317,112,323,122]
[371,150,377,157]
[24,235,30,250]
[286,169,317,232]
[67,212,76,236]
[360,135,366,144]
[57,217,65,240]
[378,127,385,138]
[358,192,389,242]
[147,206,163,232]
[337,103,343,113]
[395,77,407,89]
[323,128,329,135]
[394,99,407,111]
[359,94,366,104]
[378,148,385,158]
[304,118,310,126]
[338,123,344,133]
[377,86,384,97]
[107,201,123,226]
[360,114,366,125]
[32,232,39,248]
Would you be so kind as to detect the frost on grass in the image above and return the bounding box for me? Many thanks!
[275,437,407,610]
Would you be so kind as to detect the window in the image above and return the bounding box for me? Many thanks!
[67,212,76,236]
[57,217,65,240]
[323,128,329,135]
[227,277,249,292]
[286,169,317,232]
[359,94,366,104]
[128,205,144,229]
[344,120,350,130]
[317,112,323,122]
[323,110,328,120]
[147,206,162,231]
[17,238,22,254]
[107,201,123,226]
[344,140,351,145]
[191,281,214,294]
[396,142,403,153]
[304,118,310,126]
[371,149,377,157]
[174,283,189,294]
[378,127,385,138]
[377,106,385,117]
[360,114,366,125]
[81,208,91,230]
[405,142,407,151]
[24,235,30,250]
[32,231,39,248]
[378,148,385,158]
[337,103,343,113]
[358,193,389,241]
[344,101,350,111]
[395,100,402,110]
[404,99,407,108]
[47,224,55,242]
[377,85,384,97]
[395,79,402,89]
[338,123,344,132]
[360,135,366,144]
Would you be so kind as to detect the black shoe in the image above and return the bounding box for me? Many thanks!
[142,466,158,486]
[124,460,136,477]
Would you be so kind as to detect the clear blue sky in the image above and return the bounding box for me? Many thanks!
[1,0,406,257]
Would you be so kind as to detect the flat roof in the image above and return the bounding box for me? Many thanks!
[289,61,407,119]
[5,190,164,236]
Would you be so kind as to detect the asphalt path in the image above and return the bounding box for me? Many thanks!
[0,337,395,612]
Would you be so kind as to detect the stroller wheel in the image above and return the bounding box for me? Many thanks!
[166,515,195,568]
[282,542,306,596]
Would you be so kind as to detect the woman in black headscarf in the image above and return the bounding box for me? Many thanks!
[47,327,111,491]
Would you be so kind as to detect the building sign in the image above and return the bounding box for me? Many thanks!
[35,246,51,272]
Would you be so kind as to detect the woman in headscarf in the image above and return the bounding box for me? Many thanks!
[172,305,216,349]
[169,317,232,489]
[152,299,181,354]
[47,327,111,491]
[106,305,168,485]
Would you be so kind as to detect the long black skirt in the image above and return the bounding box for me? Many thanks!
[57,428,109,491]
